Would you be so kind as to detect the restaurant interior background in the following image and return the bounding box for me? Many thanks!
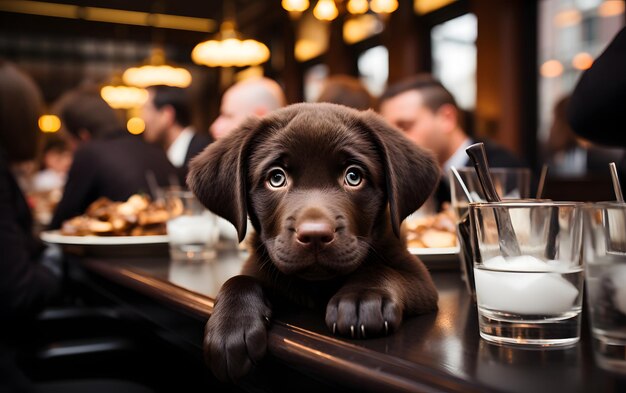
[0,0,625,198]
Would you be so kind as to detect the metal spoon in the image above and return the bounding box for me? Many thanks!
[466,143,521,257]
[610,162,624,203]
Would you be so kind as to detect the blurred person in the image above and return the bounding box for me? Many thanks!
[316,74,375,110]
[49,87,178,229]
[210,77,286,140]
[568,27,626,187]
[140,85,212,184]
[31,133,74,226]
[0,60,60,326]
[546,95,623,177]
[32,133,73,193]
[379,74,523,207]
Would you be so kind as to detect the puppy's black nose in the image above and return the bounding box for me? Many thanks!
[295,221,335,248]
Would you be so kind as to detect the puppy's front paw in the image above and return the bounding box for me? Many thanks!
[325,289,402,338]
[204,275,271,382]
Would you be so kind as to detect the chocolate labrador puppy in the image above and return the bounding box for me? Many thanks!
[188,103,440,381]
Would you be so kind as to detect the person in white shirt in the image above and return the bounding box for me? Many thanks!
[141,85,212,185]
[379,74,523,208]
[210,77,286,140]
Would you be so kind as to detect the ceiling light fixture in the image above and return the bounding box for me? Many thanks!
[370,0,399,14]
[192,20,270,67]
[282,0,310,13]
[123,47,192,88]
[347,0,369,14]
[313,0,339,21]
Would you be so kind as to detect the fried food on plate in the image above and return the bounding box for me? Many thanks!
[60,194,173,236]
[404,206,458,248]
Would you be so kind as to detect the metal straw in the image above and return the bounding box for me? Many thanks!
[451,166,474,203]
[609,162,624,203]
[466,143,521,257]
[536,164,549,199]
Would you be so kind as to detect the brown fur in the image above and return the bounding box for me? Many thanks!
[188,103,440,382]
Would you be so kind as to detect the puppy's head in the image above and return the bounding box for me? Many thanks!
[188,103,439,280]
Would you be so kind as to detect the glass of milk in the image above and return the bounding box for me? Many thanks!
[470,201,584,348]
[583,202,626,373]
[165,190,219,262]
[449,167,531,299]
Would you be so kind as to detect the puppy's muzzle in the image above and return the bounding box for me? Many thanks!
[295,220,335,250]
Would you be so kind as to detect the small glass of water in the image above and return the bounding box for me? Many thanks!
[449,167,531,298]
[583,202,626,373]
[165,190,219,262]
[470,201,584,348]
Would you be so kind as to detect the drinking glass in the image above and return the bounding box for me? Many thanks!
[470,201,584,348]
[165,190,219,262]
[449,167,531,298]
[583,202,626,373]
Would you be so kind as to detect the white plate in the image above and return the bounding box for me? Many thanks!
[408,246,460,256]
[40,230,169,246]
[409,246,460,270]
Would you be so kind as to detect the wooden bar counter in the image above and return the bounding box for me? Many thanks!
[65,246,626,393]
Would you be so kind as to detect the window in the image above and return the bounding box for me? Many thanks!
[357,45,388,97]
[431,13,477,110]
[304,63,329,102]
[538,0,624,142]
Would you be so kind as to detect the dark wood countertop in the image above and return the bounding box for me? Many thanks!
[70,248,625,393]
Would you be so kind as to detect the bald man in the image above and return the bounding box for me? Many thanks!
[210,77,286,139]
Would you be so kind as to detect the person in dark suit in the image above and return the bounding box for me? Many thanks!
[0,61,155,393]
[0,60,60,329]
[378,74,524,207]
[49,88,179,229]
[140,85,212,186]
[568,27,626,188]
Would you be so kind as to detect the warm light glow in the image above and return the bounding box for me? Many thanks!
[295,39,326,62]
[414,0,456,15]
[122,48,192,88]
[281,0,309,12]
[0,1,215,32]
[540,60,564,78]
[347,0,368,14]
[343,14,384,44]
[38,115,61,133]
[313,0,338,21]
[235,66,264,82]
[554,9,582,27]
[598,0,625,17]
[123,65,191,88]
[192,38,270,67]
[100,85,148,109]
[126,117,145,135]
[192,21,270,67]
[370,0,399,13]
[572,52,594,70]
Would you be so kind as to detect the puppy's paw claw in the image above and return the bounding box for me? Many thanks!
[325,290,402,338]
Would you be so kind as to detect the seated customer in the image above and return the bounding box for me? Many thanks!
[568,27,626,188]
[546,95,623,177]
[50,88,178,229]
[140,85,212,185]
[0,61,153,393]
[378,74,524,207]
[210,77,286,140]
[316,74,375,110]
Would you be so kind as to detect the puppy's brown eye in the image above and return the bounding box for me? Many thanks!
[267,168,287,188]
[344,166,363,187]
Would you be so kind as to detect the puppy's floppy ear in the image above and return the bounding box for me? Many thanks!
[358,110,441,238]
[187,117,262,242]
